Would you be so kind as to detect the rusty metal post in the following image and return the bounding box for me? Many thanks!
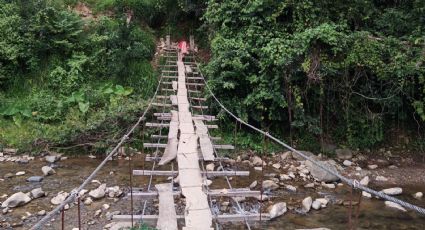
[348,186,353,230]
[61,208,65,230]
[77,197,81,230]
[128,149,134,228]
[233,120,238,185]
[354,190,363,229]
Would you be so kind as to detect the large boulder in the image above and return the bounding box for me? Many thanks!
[267,202,287,219]
[291,151,315,161]
[1,192,31,208]
[89,184,106,199]
[335,149,353,160]
[305,160,339,182]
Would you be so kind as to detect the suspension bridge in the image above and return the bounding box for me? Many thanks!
[29,36,425,230]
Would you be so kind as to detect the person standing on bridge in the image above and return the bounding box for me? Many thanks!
[178,40,189,61]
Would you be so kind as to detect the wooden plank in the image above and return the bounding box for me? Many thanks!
[113,213,270,223]
[152,103,172,107]
[155,183,178,230]
[189,97,207,101]
[159,110,178,165]
[129,188,261,199]
[172,81,178,91]
[144,155,227,162]
[145,123,169,128]
[192,105,209,109]
[151,135,221,141]
[185,65,193,73]
[199,136,215,161]
[144,143,233,150]
[133,170,250,177]
[188,89,202,94]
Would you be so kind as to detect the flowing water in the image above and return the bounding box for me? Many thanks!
[0,155,424,229]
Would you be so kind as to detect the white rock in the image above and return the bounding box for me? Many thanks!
[272,163,281,169]
[42,166,55,176]
[285,185,297,192]
[360,176,369,186]
[249,181,257,189]
[304,183,315,188]
[37,210,46,216]
[30,188,45,199]
[15,171,25,176]
[89,184,106,199]
[84,197,93,205]
[315,198,328,208]
[203,179,212,186]
[102,204,110,210]
[252,156,263,166]
[362,191,372,198]
[254,167,263,171]
[94,209,102,217]
[355,167,362,171]
[312,200,321,210]
[106,186,123,198]
[280,174,291,181]
[267,202,287,219]
[382,187,403,195]
[414,192,423,199]
[288,172,295,178]
[51,192,68,205]
[376,176,388,181]
[302,197,312,212]
[262,180,279,190]
[79,189,88,197]
[343,160,353,167]
[385,201,406,212]
[206,163,215,171]
[91,180,101,185]
[1,192,31,208]
[45,155,59,163]
[368,164,378,170]
[322,183,335,189]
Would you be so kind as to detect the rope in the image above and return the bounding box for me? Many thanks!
[195,61,425,216]
[30,62,165,230]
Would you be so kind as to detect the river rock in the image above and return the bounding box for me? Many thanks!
[45,155,59,163]
[280,174,291,181]
[15,171,25,176]
[102,204,110,210]
[343,160,353,167]
[26,176,44,182]
[335,148,353,160]
[315,198,328,208]
[292,151,315,161]
[306,160,339,182]
[267,202,287,219]
[272,163,281,169]
[262,180,279,190]
[414,192,423,199]
[360,176,369,186]
[296,228,331,230]
[51,191,68,205]
[252,156,264,166]
[4,173,14,178]
[304,183,315,188]
[3,148,17,155]
[30,188,45,199]
[385,201,406,212]
[84,197,93,205]
[285,185,297,192]
[42,166,55,176]
[302,197,312,212]
[94,209,102,217]
[106,186,123,198]
[368,164,378,170]
[280,151,291,161]
[249,181,257,189]
[37,210,46,216]
[206,163,215,171]
[322,183,336,189]
[106,211,121,221]
[1,192,31,208]
[376,176,388,181]
[89,184,106,199]
[362,191,372,198]
[382,187,402,195]
[312,200,321,210]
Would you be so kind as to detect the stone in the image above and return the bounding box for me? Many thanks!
[267,202,287,219]
[302,197,312,212]
[385,201,406,212]
[322,183,336,189]
[296,228,330,230]
[312,200,321,210]
[305,160,339,182]
[206,163,215,171]
[376,176,388,181]
[315,198,328,208]
[291,151,315,161]
[105,211,120,221]
[343,160,353,167]
[252,156,264,166]
[272,163,281,169]
[368,164,378,170]
[280,174,291,181]
[335,148,353,160]
[254,167,263,171]
[414,192,423,199]
[89,184,106,199]
[362,191,372,198]
[203,179,212,186]
[102,204,110,210]
[3,148,17,155]
[249,181,257,189]
[17,159,29,164]
[45,155,59,163]
[280,151,291,161]
[285,185,297,192]
[30,188,45,199]
[1,192,31,208]
[382,187,402,195]
[4,173,14,178]
[355,166,362,171]
[94,209,102,217]
[304,183,315,188]
[26,176,44,182]
[37,210,46,216]
[51,191,68,205]
[42,166,55,176]
[360,176,369,186]
[15,171,25,176]
[262,180,279,190]
[84,197,93,205]
[2,207,9,214]
[106,186,123,198]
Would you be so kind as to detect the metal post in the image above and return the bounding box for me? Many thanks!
[77,197,81,230]
[128,150,134,228]
[61,208,64,230]
[348,186,353,230]
[354,190,363,229]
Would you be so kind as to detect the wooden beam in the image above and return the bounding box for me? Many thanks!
[144,155,227,162]
[143,143,233,150]
[152,103,172,107]
[151,135,221,141]
[133,170,249,177]
[155,183,178,230]
[192,105,209,109]
[145,123,217,129]
[128,188,261,199]
[189,97,207,101]
[113,213,270,222]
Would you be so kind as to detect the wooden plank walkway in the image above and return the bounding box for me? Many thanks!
[155,183,178,230]
[158,110,178,165]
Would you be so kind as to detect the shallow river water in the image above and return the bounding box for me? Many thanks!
[0,155,424,229]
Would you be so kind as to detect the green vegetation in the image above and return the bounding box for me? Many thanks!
[0,0,156,152]
[203,0,425,150]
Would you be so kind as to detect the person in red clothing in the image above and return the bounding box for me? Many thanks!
[178,40,189,61]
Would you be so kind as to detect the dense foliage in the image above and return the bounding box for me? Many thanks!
[0,0,156,151]
[203,0,425,150]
